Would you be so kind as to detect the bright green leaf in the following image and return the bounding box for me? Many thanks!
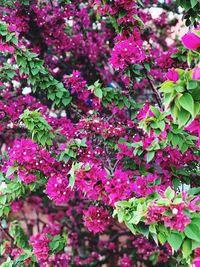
[94,88,103,98]
[184,224,200,242]
[190,0,198,8]
[177,109,190,127]
[179,93,194,117]
[182,239,192,258]
[167,232,183,251]
[146,151,155,163]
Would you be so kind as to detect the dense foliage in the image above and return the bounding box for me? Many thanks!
[0,0,199,266]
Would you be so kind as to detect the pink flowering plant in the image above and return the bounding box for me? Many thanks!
[114,187,200,261]
[0,0,199,266]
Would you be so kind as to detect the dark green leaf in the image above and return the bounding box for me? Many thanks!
[188,187,200,195]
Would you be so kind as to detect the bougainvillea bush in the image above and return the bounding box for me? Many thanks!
[0,0,199,266]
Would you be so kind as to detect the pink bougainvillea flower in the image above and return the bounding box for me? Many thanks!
[166,68,179,82]
[119,254,133,267]
[45,175,73,204]
[181,32,200,50]
[10,200,23,213]
[83,205,110,234]
[193,257,200,267]
[8,24,17,32]
[186,118,200,148]
[109,36,145,71]
[0,42,15,53]
[30,234,50,263]
[192,68,200,80]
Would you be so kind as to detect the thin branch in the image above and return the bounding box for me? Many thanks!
[109,231,130,242]
[113,159,120,172]
[21,211,31,236]
[35,211,40,233]
[142,63,162,108]
[49,0,53,8]
[0,224,15,243]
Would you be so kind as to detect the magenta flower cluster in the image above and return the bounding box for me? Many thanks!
[83,205,110,234]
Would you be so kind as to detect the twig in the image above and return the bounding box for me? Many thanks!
[142,63,162,108]
[0,224,15,242]
[49,0,53,7]
[35,211,40,233]
[113,159,120,172]
[105,146,114,175]
[109,231,130,242]
[21,211,31,236]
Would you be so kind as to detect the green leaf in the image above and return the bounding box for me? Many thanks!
[158,232,167,245]
[48,93,55,100]
[117,210,124,223]
[3,206,10,216]
[180,143,188,153]
[178,93,194,117]
[167,232,183,251]
[190,0,197,8]
[56,91,64,98]
[187,51,193,67]
[123,97,130,108]
[192,240,200,250]
[143,62,151,72]
[193,30,200,38]
[172,178,181,190]
[173,197,183,205]
[0,259,14,267]
[119,9,127,19]
[49,235,67,253]
[31,68,40,76]
[187,80,198,90]
[160,81,174,92]
[137,223,149,238]
[84,164,91,171]
[175,86,185,93]
[68,162,83,189]
[62,97,71,106]
[194,102,200,116]
[94,88,103,98]
[133,14,144,26]
[0,195,7,205]
[118,101,124,109]
[188,187,200,195]
[157,121,165,131]
[182,239,192,258]
[1,219,7,228]
[146,151,155,163]
[177,109,190,127]
[125,221,136,235]
[6,167,16,178]
[184,224,200,242]
[164,187,175,200]
[150,106,161,117]
[192,219,200,229]
[154,178,161,186]
[149,223,157,234]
